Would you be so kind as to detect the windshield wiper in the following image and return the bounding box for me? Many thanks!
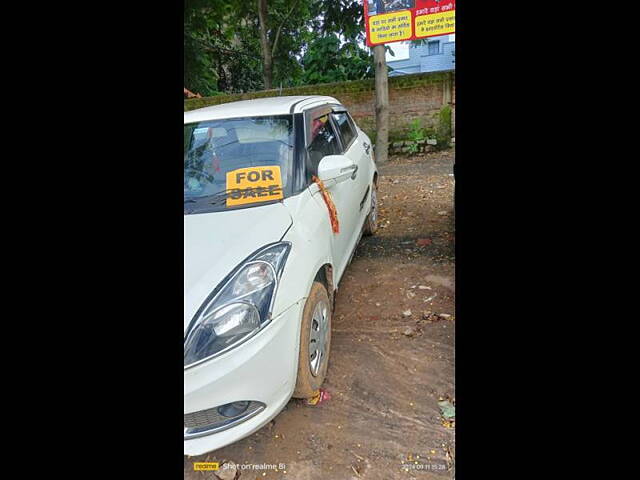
[185,189,282,213]
[207,190,237,206]
[184,192,224,204]
[184,190,234,213]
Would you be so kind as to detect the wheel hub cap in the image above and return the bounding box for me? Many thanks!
[309,301,329,377]
[370,187,378,226]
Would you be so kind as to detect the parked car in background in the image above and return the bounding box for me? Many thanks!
[184,96,378,455]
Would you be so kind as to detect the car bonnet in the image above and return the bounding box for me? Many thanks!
[184,202,293,334]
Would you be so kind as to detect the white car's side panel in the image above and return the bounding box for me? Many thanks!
[276,188,335,311]
[339,135,373,279]
[321,168,362,280]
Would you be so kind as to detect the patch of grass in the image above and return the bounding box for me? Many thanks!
[406,119,427,153]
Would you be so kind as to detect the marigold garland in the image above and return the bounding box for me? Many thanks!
[312,175,339,234]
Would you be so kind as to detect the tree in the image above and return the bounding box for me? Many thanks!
[301,34,373,85]
[316,1,389,163]
[314,0,366,42]
[373,44,389,163]
[184,0,373,94]
[184,0,229,96]
[257,0,305,89]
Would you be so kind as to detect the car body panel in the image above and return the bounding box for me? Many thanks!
[183,203,292,333]
[277,188,335,309]
[184,96,340,124]
[184,300,303,456]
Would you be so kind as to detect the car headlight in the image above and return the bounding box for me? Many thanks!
[184,242,291,368]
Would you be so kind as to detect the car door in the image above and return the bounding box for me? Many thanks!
[306,108,361,281]
[329,109,373,235]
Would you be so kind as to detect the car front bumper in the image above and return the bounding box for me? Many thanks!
[184,300,303,456]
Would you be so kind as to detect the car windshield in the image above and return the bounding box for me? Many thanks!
[184,115,294,214]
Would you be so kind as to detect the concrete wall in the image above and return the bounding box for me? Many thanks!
[185,70,455,143]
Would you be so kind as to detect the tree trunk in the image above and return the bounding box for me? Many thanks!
[373,44,389,164]
[257,0,273,89]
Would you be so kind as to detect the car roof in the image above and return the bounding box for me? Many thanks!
[184,95,341,124]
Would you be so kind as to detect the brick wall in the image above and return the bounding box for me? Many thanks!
[184,71,455,142]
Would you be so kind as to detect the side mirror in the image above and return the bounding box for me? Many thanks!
[317,155,357,184]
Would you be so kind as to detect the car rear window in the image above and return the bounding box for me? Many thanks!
[332,112,356,150]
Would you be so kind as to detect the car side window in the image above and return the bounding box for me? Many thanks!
[331,112,357,151]
[307,114,339,177]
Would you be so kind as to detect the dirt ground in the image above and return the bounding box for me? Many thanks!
[185,150,455,480]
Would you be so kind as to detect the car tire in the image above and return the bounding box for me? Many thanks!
[363,180,378,236]
[292,281,332,399]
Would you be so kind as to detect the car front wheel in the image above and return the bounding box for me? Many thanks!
[293,281,332,398]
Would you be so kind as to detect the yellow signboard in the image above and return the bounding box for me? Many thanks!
[368,10,413,44]
[365,1,456,46]
[415,10,455,38]
[226,165,284,207]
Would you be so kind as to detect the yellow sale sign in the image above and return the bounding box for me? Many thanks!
[225,166,284,207]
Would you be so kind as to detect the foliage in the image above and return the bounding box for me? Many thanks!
[183,0,266,95]
[256,0,316,88]
[184,0,372,95]
[302,34,373,85]
[184,0,227,96]
[406,118,426,153]
[313,0,366,42]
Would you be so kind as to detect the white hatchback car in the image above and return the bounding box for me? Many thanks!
[184,96,378,455]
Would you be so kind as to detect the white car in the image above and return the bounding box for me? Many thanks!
[184,96,378,455]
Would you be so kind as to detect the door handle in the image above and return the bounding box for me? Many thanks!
[363,142,371,155]
[341,164,358,180]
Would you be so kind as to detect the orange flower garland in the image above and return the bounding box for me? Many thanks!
[312,175,339,234]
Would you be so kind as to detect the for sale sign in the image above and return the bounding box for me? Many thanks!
[225,166,284,207]
[364,0,455,47]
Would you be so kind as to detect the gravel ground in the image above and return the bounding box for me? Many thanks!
[185,150,455,480]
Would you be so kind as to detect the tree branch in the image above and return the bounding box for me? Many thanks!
[271,0,300,56]
[193,37,255,59]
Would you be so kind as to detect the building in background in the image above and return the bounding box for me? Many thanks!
[385,34,455,76]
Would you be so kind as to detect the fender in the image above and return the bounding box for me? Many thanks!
[274,188,335,319]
